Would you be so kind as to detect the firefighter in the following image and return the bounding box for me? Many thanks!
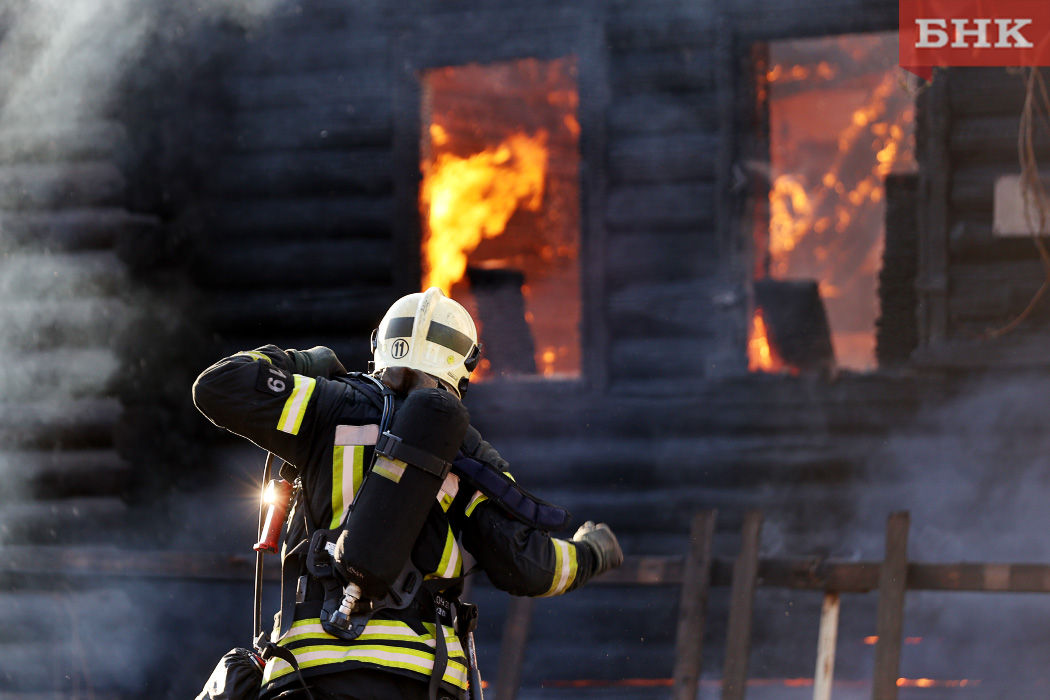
[192,287,623,700]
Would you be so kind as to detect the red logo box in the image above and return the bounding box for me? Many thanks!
[900,0,1050,78]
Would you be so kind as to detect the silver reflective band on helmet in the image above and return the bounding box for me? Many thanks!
[372,287,481,397]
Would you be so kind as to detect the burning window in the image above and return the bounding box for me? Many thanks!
[749,33,916,374]
[419,57,581,381]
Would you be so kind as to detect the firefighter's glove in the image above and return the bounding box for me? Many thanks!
[573,521,623,576]
[287,346,347,379]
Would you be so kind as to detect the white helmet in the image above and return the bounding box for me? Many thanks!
[371,287,481,397]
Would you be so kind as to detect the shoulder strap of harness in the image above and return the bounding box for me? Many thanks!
[452,454,573,531]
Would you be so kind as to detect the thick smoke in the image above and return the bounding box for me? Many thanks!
[0,1,288,697]
[858,373,1050,561]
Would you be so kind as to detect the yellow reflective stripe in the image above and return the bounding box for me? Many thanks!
[330,445,365,529]
[235,351,272,363]
[278,618,441,644]
[331,446,345,529]
[464,490,488,517]
[277,375,316,435]
[426,527,462,580]
[540,538,578,597]
[373,456,405,483]
[264,644,469,687]
[436,473,459,512]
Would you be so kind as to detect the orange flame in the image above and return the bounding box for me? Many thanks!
[420,130,549,294]
[747,307,785,373]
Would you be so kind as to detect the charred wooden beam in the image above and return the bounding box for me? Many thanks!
[607,93,719,136]
[0,121,128,165]
[0,251,127,300]
[671,511,716,700]
[2,449,130,501]
[232,103,393,152]
[0,162,125,210]
[606,182,715,231]
[0,299,130,351]
[947,69,1027,118]
[204,196,394,239]
[610,48,716,95]
[228,70,393,112]
[0,208,153,253]
[208,148,393,198]
[0,398,121,450]
[7,547,1050,595]
[872,512,909,700]
[722,511,762,700]
[191,239,393,291]
[608,132,718,185]
[205,290,389,335]
[876,174,919,366]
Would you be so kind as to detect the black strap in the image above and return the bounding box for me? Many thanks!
[376,432,452,478]
[256,633,317,700]
[452,456,572,531]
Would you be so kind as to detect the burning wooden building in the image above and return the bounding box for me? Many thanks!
[8,0,1050,697]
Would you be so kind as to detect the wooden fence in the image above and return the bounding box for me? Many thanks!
[7,510,1050,699]
[492,510,1050,700]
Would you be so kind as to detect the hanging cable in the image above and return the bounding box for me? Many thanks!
[986,67,1050,338]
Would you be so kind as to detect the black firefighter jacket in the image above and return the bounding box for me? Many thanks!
[192,346,602,698]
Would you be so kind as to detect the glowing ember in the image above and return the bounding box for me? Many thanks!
[747,307,786,373]
[420,130,549,294]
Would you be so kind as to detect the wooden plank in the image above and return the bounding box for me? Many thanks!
[871,512,909,700]
[232,103,393,152]
[0,251,126,301]
[0,298,130,351]
[205,289,391,335]
[0,121,128,164]
[7,544,1050,595]
[0,398,121,450]
[607,132,718,185]
[610,49,716,95]
[709,16,748,378]
[607,93,719,136]
[812,592,840,700]
[947,68,1027,118]
[207,148,394,198]
[606,10,717,51]
[203,197,394,239]
[608,280,722,339]
[191,239,393,290]
[605,182,716,231]
[3,348,119,402]
[0,498,128,545]
[607,230,719,284]
[226,31,389,77]
[672,511,717,700]
[0,161,124,210]
[227,69,393,112]
[0,208,155,253]
[721,510,763,700]
[494,596,535,700]
[727,0,897,40]
[610,338,710,382]
[916,70,952,345]
[4,449,130,500]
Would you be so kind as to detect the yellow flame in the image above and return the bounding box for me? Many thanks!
[748,308,783,373]
[420,130,549,293]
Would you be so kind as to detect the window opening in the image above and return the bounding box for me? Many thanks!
[749,32,917,374]
[419,57,581,381]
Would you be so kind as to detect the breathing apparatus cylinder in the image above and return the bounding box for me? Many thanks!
[330,388,469,626]
[254,479,293,554]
